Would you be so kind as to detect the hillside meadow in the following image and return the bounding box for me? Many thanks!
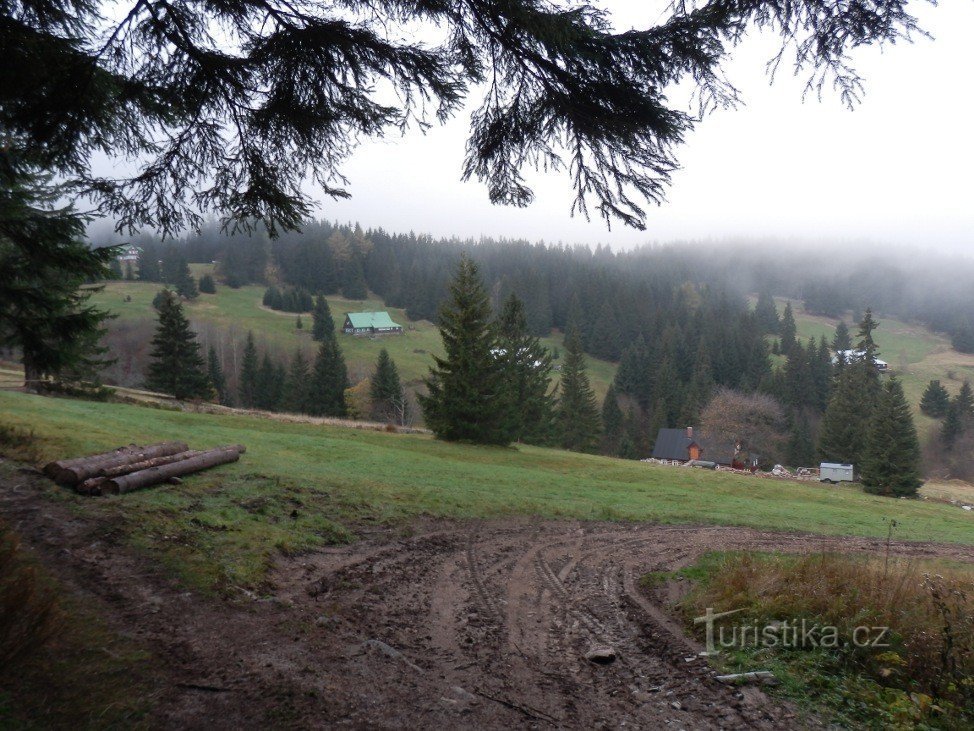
[89,268,617,398]
[1,391,972,591]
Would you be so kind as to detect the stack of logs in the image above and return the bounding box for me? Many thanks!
[43,442,246,496]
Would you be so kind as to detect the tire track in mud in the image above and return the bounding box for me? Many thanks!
[279,519,974,729]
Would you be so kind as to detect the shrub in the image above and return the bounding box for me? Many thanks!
[679,552,974,725]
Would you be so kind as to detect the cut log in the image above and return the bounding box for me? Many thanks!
[54,442,190,486]
[77,451,203,495]
[43,444,141,479]
[103,445,245,495]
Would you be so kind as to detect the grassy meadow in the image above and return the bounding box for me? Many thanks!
[90,266,617,397]
[2,391,972,591]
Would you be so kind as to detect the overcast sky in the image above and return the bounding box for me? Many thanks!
[297,1,973,250]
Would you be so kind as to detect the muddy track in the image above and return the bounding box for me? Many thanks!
[4,463,974,728]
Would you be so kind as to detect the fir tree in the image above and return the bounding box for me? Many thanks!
[145,290,212,399]
[207,345,228,404]
[137,249,160,282]
[311,295,335,342]
[239,331,259,408]
[754,291,780,334]
[818,348,882,467]
[495,293,554,444]
[256,353,279,410]
[785,412,815,467]
[601,384,624,456]
[282,349,311,413]
[779,302,797,354]
[860,377,921,497]
[309,338,349,417]
[370,348,407,423]
[419,255,507,444]
[198,274,216,294]
[831,320,852,353]
[679,345,714,425]
[955,381,974,420]
[295,315,303,330]
[919,380,950,418]
[941,401,964,450]
[341,256,368,299]
[555,329,601,453]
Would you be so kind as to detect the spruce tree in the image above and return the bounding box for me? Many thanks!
[145,290,212,399]
[419,255,507,444]
[941,402,963,450]
[198,274,216,294]
[919,380,950,418]
[282,349,311,413]
[779,302,797,354]
[309,338,349,417]
[832,320,852,353]
[295,315,303,330]
[207,345,228,404]
[495,293,554,444]
[754,291,780,334]
[860,377,921,497]
[312,295,335,342]
[818,349,882,467]
[239,332,259,408]
[956,381,974,420]
[341,256,368,299]
[601,385,624,456]
[256,353,279,410]
[785,412,815,467]
[555,328,601,453]
[370,348,407,423]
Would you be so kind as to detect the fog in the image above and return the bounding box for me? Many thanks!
[294,1,974,249]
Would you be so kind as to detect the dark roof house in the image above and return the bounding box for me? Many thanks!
[651,427,746,467]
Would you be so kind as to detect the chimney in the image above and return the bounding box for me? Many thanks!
[686,426,693,439]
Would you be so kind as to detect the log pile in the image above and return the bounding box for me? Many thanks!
[44,442,246,496]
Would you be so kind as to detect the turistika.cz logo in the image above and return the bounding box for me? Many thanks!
[693,608,891,654]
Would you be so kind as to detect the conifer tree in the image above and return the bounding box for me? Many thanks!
[785,412,815,467]
[860,377,921,497]
[941,401,963,450]
[295,315,303,330]
[341,256,368,299]
[495,293,554,444]
[831,321,852,353]
[601,385,624,456]
[309,338,349,417]
[956,381,974,420]
[282,349,311,413]
[818,353,882,467]
[779,302,797,354]
[239,331,259,408]
[311,295,335,342]
[198,274,216,294]
[256,353,279,410]
[109,258,123,279]
[207,345,228,404]
[679,346,714,425]
[145,291,212,399]
[420,255,507,443]
[370,348,407,423]
[754,291,780,334]
[555,328,601,453]
[920,380,950,418]
[137,249,160,282]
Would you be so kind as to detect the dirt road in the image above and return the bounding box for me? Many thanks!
[4,464,974,728]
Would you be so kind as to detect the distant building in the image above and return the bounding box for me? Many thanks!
[832,349,889,372]
[116,244,142,263]
[651,426,755,469]
[342,311,404,336]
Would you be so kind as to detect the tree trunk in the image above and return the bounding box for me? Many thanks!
[102,445,245,495]
[50,442,190,486]
[44,444,143,479]
[77,451,203,495]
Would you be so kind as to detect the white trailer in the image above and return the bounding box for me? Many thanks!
[820,462,854,483]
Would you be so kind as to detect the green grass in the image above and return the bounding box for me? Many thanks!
[2,391,973,591]
[91,272,616,398]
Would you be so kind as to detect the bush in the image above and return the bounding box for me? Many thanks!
[678,551,974,726]
[0,523,62,671]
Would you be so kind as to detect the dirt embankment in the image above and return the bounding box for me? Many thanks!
[3,462,973,729]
